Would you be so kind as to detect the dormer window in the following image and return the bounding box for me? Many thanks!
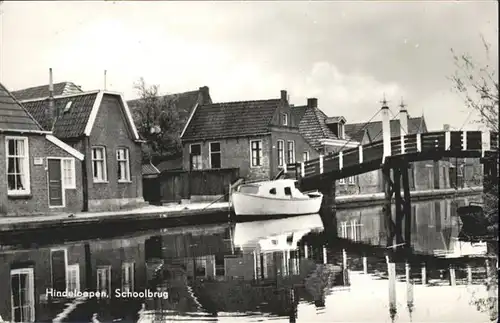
[325,116,347,139]
[281,113,288,126]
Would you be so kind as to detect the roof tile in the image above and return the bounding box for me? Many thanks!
[182,99,280,141]
[0,82,42,131]
[21,93,98,138]
[11,82,83,101]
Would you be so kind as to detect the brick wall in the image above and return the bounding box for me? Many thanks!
[85,94,144,211]
[270,128,319,178]
[0,134,84,216]
[182,135,272,181]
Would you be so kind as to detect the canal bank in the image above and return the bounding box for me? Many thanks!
[0,187,482,237]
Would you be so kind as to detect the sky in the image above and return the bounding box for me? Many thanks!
[0,1,498,130]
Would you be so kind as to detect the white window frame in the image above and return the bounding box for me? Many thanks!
[281,113,288,126]
[62,158,76,189]
[277,140,285,167]
[287,140,295,164]
[121,262,135,293]
[96,266,111,296]
[338,123,345,139]
[10,267,35,323]
[91,146,107,182]
[303,151,310,162]
[66,264,80,294]
[189,143,203,170]
[209,142,222,169]
[348,176,356,185]
[116,148,131,182]
[5,136,31,196]
[339,178,346,184]
[250,140,263,167]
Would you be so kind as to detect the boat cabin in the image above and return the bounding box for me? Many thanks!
[236,179,306,199]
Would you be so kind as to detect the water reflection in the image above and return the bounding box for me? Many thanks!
[0,197,496,323]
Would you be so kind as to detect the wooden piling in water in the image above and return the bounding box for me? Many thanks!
[421,263,427,285]
[363,256,368,274]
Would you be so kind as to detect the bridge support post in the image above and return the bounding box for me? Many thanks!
[318,179,337,236]
[401,163,412,250]
[393,167,404,246]
[382,166,395,247]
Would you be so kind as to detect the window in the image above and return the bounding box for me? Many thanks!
[339,178,346,184]
[194,257,207,277]
[10,268,35,322]
[66,264,80,293]
[269,188,276,195]
[348,176,356,185]
[96,266,111,295]
[116,148,130,182]
[303,151,310,162]
[281,113,288,126]
[215,255,225,277]
[209,142,221,169]
[6,137,30,195]
[250,140,262,167]
[62,158,76,189]
[284,187,292,196]
[277,140,285,167]
[287,141,295,164]
[190,144,202,170]
[91,147,107,182]
[122,262,135,293]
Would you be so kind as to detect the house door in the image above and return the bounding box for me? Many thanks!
[48,159,63,207]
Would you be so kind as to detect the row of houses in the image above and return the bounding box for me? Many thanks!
[0,74,481,215]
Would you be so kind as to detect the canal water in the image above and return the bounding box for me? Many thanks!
[0,196,497,323]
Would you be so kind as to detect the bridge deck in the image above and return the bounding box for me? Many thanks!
[283,130,498,187]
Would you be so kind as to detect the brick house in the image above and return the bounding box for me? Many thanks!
[180,90,317,181]
[0,82,85,216]
[291,98,361,194]
[127,86,212,170]
[17,81,144,212]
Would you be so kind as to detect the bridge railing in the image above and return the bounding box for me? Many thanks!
[287,130,497,180]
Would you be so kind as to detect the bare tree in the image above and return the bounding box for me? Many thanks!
[132,78,182,163]
[450,36,499,133]
[451,37,498,322]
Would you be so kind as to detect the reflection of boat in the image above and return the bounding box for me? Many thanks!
[233,213,324,251]
[231,179,323,216]
[456,204,491,241]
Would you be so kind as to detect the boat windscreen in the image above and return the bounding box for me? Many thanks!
[239,185,259,194]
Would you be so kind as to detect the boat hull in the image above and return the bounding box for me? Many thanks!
[231,192,323,216]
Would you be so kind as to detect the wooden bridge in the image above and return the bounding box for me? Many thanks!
[284,129,498,188]
[281,103,498,253]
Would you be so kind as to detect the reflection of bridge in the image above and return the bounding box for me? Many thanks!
[282,103,498,252]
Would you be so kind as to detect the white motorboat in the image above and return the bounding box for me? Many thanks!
[230,179,323,216]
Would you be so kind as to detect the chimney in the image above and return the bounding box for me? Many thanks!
[443,124,450,131]
[48,68,56,130]
[399,98,408,135]
[307,98,318,109]
[198,86,210,104]
[104,70,107,90]
[280,90,287,102]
